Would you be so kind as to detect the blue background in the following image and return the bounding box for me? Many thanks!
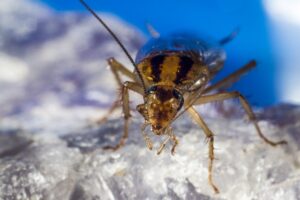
[37,0,276,106]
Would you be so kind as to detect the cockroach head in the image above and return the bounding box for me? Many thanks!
[137,85,183,134]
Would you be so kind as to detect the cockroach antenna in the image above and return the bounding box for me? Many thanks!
[79,0,147,92]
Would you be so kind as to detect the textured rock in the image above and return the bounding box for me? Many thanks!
[1,106,300,200]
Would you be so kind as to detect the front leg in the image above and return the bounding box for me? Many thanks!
[103,81,143,151]
[187,106,220,194]
[141,122,153,151]
[168,127,179,155]
[96,58,139,124]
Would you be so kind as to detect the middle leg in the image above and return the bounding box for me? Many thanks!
[194,91,287,146]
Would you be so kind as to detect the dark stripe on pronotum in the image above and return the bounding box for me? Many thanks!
[174,56,194,84]
[150,55,165,82]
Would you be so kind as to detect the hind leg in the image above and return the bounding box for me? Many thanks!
[204,60,256,94]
